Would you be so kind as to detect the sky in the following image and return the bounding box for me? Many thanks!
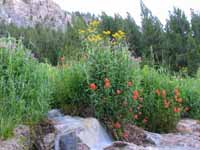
[53,0,200,25]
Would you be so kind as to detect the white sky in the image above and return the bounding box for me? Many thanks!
[53,0,200,25]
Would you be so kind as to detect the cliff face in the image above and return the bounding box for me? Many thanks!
[0,0,71,28]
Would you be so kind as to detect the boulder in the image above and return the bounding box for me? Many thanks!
[0,125,30,150]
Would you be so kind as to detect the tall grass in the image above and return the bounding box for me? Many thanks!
[0,37,53,139]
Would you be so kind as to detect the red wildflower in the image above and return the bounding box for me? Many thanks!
[123,132,129,139]
[127,81,133,87]
[104,82,111,88]
[173,107,181,113]
[113,122,121,129]
[162,89,166,98]
[155,89,161,96]
[174,88,180,96]
[184,107,190,112]
[176,98,183,103]
[104,78,110,83]
[133,114,139,119]
[89,83,97,90]
[116,89,122,95]
[164,100,170,108]
[132,95,138,100]
[143,118,148,124]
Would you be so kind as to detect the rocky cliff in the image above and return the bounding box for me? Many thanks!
[0,0,71,28]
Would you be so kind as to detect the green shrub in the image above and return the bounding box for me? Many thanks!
[0,37,53,139]
[140,66,183,133]
[177,77,200,119]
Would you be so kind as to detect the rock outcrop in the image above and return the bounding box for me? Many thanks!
[0,125,30,150]
[0,0,71,28]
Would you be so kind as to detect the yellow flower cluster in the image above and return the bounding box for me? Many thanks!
[89,20,100,27]
[87,34,102,42]
[103,30,111,35]
[112,30,125,39]
[79,29,85,34]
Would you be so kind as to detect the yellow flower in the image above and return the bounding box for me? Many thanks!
[87,28,95,33]
[118,30,125,36]
[79,29,85,34]
[103,30,111,35]
[89,20,100,27]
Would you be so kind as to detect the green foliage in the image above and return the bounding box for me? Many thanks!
[140,66,182,133]
[0,37,53,139]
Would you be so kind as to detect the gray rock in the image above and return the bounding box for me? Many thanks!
[0,125,30,150]
[0,0,71,29]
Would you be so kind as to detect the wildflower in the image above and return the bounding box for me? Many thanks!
[113,122,121,129]
[143,118,148,124]
[174,88,180,96]
[155,89,160,96]
[89,83,97,90]
[133,90,139,97]
[103,30,111,35]
[163,100,170,108]
[78,29,85,34]
[129,108,132,112]
[104,82,111,88]
[133,114,139,119]
[123,131,129,139]
[104,78,111,88]
[162,89,166,98]
[104,78,110,83]
[138,112,142,115]
[127,81,133,87]
[116,89,122,95]
[184,107,190,112]
[132,95,138,100]
[173,107,181,113]
[176,98,183,103]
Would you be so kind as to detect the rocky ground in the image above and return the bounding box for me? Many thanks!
[1,109,200,150]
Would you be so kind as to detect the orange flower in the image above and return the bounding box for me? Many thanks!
[184,107,190,112]
[176,98,183,103]
[164,100,170,108]
[116,89,122,95]
[143,118,148,124]
[133,90,139,97]
[123,131,129,139]
[173,107,181,113]
[104,78,110,83]
[89,83,97,90]
[155,89,161,96]
[162,90,166,98]
[174,88,180,96]
[104,82,111,88]
[113,122,121,129]
[132,95,138,100]
[133,114,139,119]
[127,81,133,87]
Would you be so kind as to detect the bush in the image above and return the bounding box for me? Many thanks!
[0,37,53,139]
[177,77,200,119]
[140,66,183,133]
